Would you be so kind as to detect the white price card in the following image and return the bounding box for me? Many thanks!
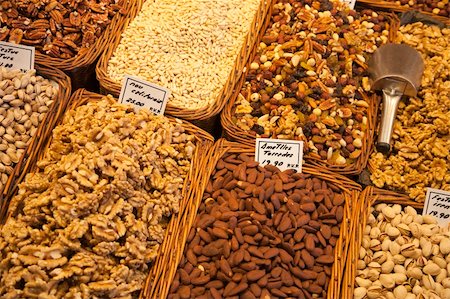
[0,41,35,72]
[341,0,356,9]
[423,188,450,227]
[255,138,304,173]
[118,75,170,115]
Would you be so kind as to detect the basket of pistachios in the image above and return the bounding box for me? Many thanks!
[0,64,71,222]
[220,0,398,175]
[0,89,214,298]
[368,19,449,203]
[96,0,274,133]
[343,186,450,299]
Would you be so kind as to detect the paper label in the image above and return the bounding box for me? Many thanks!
[342,0,356,9]
[118,75,170,115]
[0,41,35,72]
[255,138,304,173]
[423,188,450,227]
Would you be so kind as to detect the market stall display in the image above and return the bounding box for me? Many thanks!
[148,140,361,298]
[369,22,450,202]
[0,0,136,89]
[0,90,213,298]
[221,0,395,174]
[0,65,70,219]
[344,187,450,299]
[97,0,273,132]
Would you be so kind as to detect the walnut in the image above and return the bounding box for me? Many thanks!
[0,96,196,298]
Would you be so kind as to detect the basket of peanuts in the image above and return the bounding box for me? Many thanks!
[146,139,362,298]
[0,64,71,221]
[0,0,138,90]
[0,89,214,298]
[344,187,450,299]
[221,0,399,175]
[96,0,275,133]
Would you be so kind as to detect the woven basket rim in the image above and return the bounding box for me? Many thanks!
[146,138,361,298]
[0,63,71,223]
[96,0,275,122]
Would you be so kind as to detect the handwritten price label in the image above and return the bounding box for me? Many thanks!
[0,41,35,72]
[119,75,170,115]
[255,138,303,173]
[423,188,450,227]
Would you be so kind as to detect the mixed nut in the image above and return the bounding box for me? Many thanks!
[107,0,260,110]
[168,153,346,298]
[0,67,57,192]
[0,96,196,298]
[354,203,450,299]
[0,0,125,58]
[232,0,390,165]
[388,0,449,17]
[369,23,450,202]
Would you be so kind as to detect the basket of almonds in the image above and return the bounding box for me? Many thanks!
[0,64,71,220]
[96,0,274,133]
[0,89,214,298]
[221,0,399,175]
[368,20,449,203]
[343,187,450,299]
[0,0,138,90]
[148,139,362,298]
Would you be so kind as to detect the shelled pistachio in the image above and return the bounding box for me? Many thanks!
[369,23,450,202]
[354,203,450,299]
[0,68,57,191]
[233,0,390,165]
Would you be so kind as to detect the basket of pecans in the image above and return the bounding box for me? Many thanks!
[0,0,138,90]
[96,0,274,133]
[148,139,362,298]
[0,89,214,298]
[343,187,450,299]
[220,0,399,175]
[0,64,71,222]
[367,19,449,203]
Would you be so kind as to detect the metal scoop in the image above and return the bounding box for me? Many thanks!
[369,43,424,154]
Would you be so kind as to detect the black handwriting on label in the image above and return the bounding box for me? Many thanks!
[126,98,145,107]
[131,88,163,103]
[261,143,293,151]
[429,211,450,219]
[0,62,13,68]
[0,47,19,54]
[261,160,284,167]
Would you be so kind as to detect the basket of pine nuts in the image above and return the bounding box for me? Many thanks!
[220,0,399,175]
[355,0,449,25]
[0,0,138,90]
[147,138,362,299]
[96,0,274,133]
[344,187,450,299]
[0,89,214,298]
[0,64,71,222]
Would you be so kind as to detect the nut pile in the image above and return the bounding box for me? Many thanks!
[233,0,390,165]
[354,203,450,299]
[0,0,124,58]
[389,0,449,17]
[370,23,450,202]
[107,0,260,110]
[0,67,57,191]
[168,154,345,298]
[0,96,196,298]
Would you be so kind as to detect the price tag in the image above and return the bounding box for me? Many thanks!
[423,188,450,227]
[342,0,356,9]
[0,41,35,72]
[255,138,304,173]
[118,75,170,115]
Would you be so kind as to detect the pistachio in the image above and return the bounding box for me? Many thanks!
[423,263,442,276]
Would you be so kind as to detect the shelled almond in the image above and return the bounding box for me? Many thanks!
[232,0,390,165]
[168,153,346,298]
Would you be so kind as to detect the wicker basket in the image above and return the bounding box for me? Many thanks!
[146,138,362,298]
[356,0,449,25]
[343,186,424,298]
[0,64,71,222]
[96,0,275,133]
[0,89,214,298]
[220,11,399,176]
[25,0,139,91]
